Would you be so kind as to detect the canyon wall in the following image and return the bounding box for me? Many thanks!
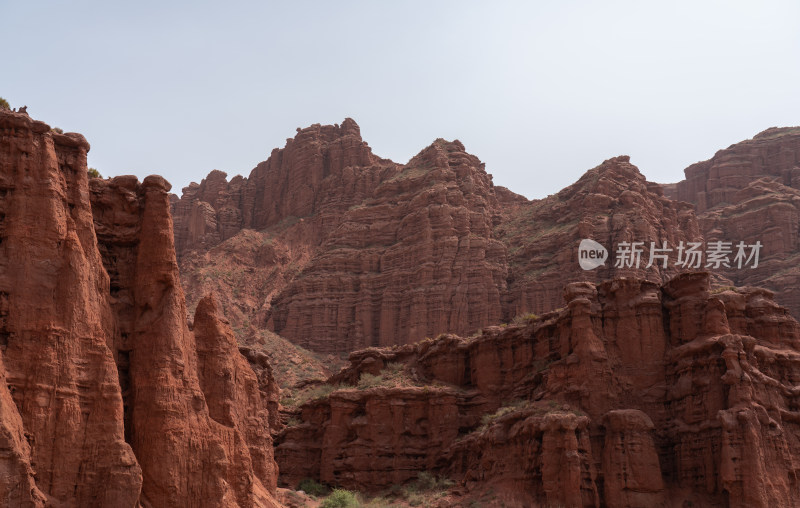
[175,122,800,354]
[0,109,281,507]
[498,155,701,317]
[173,123,513,353]
[174,122,708,354]
[276,272,800,507]
[269,139,509,352]
[669,126,800,319]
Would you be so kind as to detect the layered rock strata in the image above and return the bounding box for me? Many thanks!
[0,109,281,507]
[276,272,800,507]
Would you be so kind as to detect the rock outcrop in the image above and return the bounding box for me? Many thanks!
[172,118,390,256]
[270,139,508,352]
[498,155,701,317]
[0,109,281,507]
[174,119,800,357]
[176,121,706,355]
[676,127,800,211]
[173,124,511,354]
[276,272,800,507]
[668,127,800,319]
[0,111,141,507]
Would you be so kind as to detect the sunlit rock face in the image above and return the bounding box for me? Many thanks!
[0,109,281,507]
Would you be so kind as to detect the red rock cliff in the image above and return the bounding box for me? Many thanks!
[173,123,513,354]
[172,118,389,256]
[668,127,800,320]
[276,272,800,507]
[498,155,701,317]
[174,123,706,355]
[269,138,508,352]
[0,109,281,507]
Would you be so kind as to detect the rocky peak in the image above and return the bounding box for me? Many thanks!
[753,126,800,140]
[558,155,646,201]
[678,125,800,211]
[0,108,282,506]
[499,155,701,317]
[172,117,390,257]
[671,126,800,319]
[267,135,507,352]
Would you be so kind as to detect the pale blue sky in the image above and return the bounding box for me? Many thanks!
[2,1,799,198]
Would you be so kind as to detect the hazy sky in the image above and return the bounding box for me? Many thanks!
[3,1,799,198]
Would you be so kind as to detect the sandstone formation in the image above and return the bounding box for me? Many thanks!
[0,109,281,507]
[172,118,390,256]
[179,228,335,390]
[0,111,141,507]
[174,121,714,356]
[174,119,800,359]
[667,126,800,319]
[174,119,396,357]
[173,122,511,354]
[270,138,508,352]
[498,155,702,317]
[276,272,800,507]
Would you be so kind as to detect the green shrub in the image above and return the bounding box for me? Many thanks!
[88,168,102,179]
[512,312,539,325]
[52,127,64,134]
[414,471,453,491]
[479,399,532,430]
[298,478,329,497]
[307,383,336,400]
[321,489,360,508]
[358,372,383,389]
[0,97,9,110]
[393,471,454,505]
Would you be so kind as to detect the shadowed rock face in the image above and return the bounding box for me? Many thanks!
[173,124,512,353]
[175,122,800,355]
[667,127,800,320]
[498,155,702,317]
[0,109,281,507]
[174,122,705,354]
[269,138,508,352]
[276,272,800,507]
[172,118,388,255]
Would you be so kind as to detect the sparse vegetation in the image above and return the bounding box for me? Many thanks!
[389,471,454,506]
[306,383,337,400]
[711,285,736,294]
[512,312,539,325]
[284,381,357,408]
[357,363,416,390]
[298,478,329,497]
[0,97,9,110]
[413,471,454,492]
[479,399,531,430]
[52,127,64,134]
[357,372,383,389]
[360,496,396,507]
[385,166,430,183]
[88,167,102,179]
[321,488,360,508]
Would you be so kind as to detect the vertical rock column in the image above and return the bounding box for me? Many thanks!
[92,175,281,507]
[0,111,141,506]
